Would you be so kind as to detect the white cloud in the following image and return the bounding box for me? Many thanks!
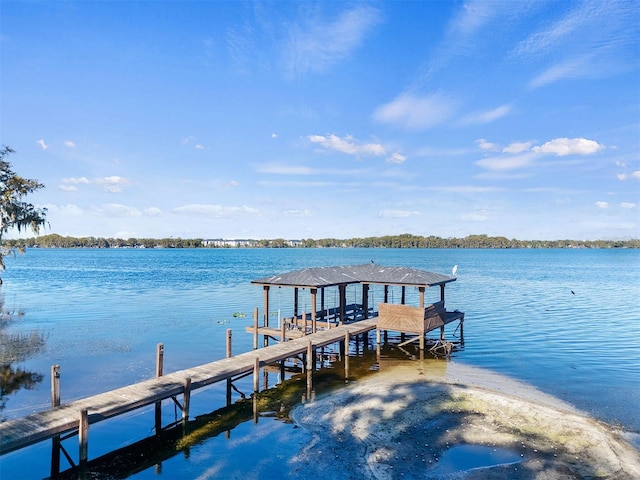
[144,207,163,216]
[94,176,132,193]
[386,152,407,164]
[476,152,536,171]
[617,171,640,181]
[595,201,609,209]
[514,2,639,88]
[620,202,636,209]
[529,55,593,88]
[460,210,489,222]
[532,137,604,156]
[285,5,382,76]
[475,139,499,151]
[173,204,259,217]
[61,177,90,185]
[308,134,385,157]
[459,104,511,125]
[94,203,142,217]
[271,133,278,138]
[476,137,604,172]
[372,92,456,130]
[502,141,532,154]
[36,139,48,150]
[43,203,83,216]
[194,144,205,150]
[260,164,316,175]
[182,135,197,144]
[378,209,420,218]
[64,140,76,148]
[284,209,312,217]
[59,176,132,193]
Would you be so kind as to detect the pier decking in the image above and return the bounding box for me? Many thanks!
[0,318,378,457]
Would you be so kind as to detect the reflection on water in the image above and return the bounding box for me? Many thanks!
[428,444,522,475]
[0,294,46,421]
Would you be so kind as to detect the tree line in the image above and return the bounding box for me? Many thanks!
[3,233,638,249]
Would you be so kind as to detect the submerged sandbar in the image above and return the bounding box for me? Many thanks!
[290,361,640,479]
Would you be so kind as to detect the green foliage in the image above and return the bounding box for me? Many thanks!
[3,233,638,250]
[1,146,48,269]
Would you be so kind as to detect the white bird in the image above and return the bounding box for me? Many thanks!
[452,265,458,277]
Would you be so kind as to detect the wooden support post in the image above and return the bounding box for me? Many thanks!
[156,343,164,377]
[306,340,313,399]
[440,284,445,303]
[182,378,191,429]
[51,365,61,407]
[155,343,164,436]
[344,331,350,382]
[263,286,270,328]
[376,327,381,344]
[362,284,369,319]
[280,319,286,342]
[50,365,61,477]
[253,308,259,350]
[419,286,425,309]
[307,341,313,370]
[294,287,299,318]
[339,284,346,326]
[253,356,260,393]
[302,311,307,336]
[420,334,425,351]
[440,326,445,341]
[311,288,317,333]
[226,330,232,406]
[384,285,389,303]
[79,409,89,467]
[401,286,406,304]
[226,329,232,358]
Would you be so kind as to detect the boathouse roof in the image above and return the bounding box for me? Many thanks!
[252,264,455,288]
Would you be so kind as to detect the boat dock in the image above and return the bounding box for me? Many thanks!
[0,263,464,477]
[0,317,378,460]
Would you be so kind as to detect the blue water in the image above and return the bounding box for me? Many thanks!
[1,248,639,478]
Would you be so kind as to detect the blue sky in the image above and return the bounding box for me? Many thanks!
[2,1,639,241]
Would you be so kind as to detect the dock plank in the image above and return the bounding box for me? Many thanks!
[0,318,378,456]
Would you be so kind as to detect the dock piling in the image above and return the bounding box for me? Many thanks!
[253,308,259,350]
[50,365,61,477]
[79,409,89,467]
[182,378,191,432]
[344,331,350,382]
[155,343,164,436]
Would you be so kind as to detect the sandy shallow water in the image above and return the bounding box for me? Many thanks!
[289,361,640,480]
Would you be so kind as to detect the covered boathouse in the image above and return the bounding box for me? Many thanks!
[249,263,464,350]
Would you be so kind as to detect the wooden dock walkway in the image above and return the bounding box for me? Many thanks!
[0,318,378,457]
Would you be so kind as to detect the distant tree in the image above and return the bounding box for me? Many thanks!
[0,146,48,273]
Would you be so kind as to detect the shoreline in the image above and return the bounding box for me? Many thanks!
[289,360,640,479]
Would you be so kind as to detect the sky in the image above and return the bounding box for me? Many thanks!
[1,1,639,241]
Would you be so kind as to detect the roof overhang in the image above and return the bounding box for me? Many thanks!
[251,264,456,289]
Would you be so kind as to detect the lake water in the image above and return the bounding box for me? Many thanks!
[1,248,638,478]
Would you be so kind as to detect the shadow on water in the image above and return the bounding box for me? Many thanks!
[0,293,46,421]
